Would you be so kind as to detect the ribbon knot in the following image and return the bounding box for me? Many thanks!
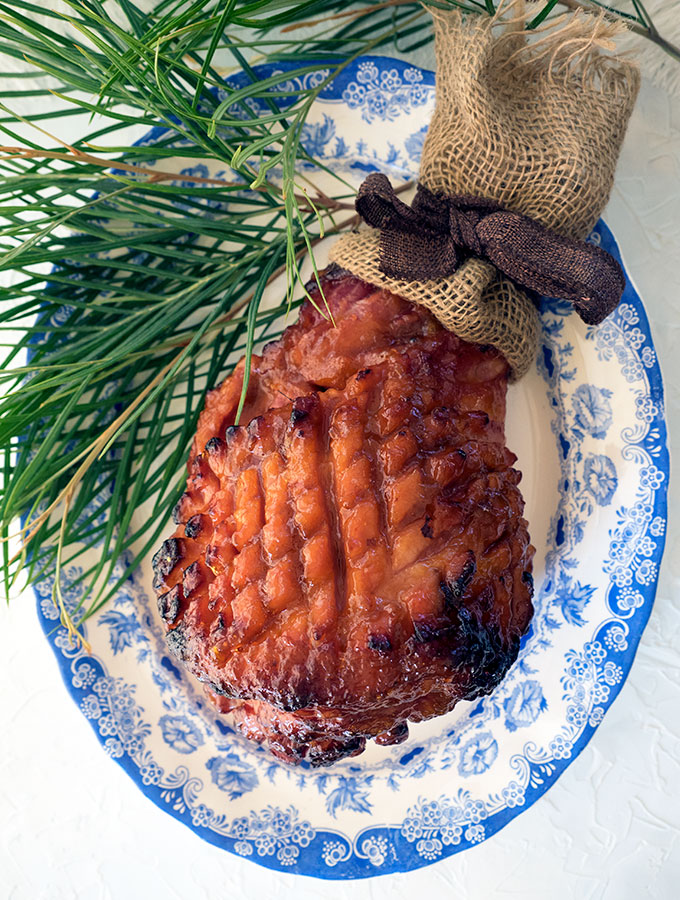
[355,173,625,326]
[447,204,484,255]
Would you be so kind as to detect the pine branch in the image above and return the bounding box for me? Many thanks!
[0,0,677,644]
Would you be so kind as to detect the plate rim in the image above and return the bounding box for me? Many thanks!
[30,56,670,879]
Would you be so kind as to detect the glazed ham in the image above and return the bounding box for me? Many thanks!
[152,266,534,765]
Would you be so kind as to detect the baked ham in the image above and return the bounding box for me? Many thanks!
[152,265,534,766]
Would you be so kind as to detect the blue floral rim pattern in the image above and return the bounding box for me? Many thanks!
[32,57,668,879]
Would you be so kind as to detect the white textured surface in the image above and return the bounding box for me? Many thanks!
[1,66,679,900]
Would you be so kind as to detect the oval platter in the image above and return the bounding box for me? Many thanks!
[34,57,669,879]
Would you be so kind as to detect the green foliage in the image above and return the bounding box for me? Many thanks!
[0,0,674,640]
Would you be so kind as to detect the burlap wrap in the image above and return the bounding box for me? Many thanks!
[329,7,640,378]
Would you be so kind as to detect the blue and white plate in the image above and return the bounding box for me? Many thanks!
[35,58,669,879]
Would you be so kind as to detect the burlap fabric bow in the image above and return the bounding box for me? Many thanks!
[329,7,640,378]
[355,174,625,326]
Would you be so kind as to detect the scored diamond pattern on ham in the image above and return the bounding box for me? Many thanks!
[153,265,534,766]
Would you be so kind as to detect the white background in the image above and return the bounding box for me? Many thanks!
[1,15,679,900]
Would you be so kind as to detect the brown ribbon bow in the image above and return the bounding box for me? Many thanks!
[355,173,625,326]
